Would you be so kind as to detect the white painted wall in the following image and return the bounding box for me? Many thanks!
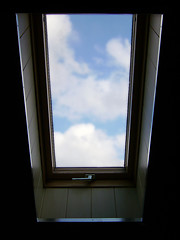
[40,187,141,218]
[16,14,45,217]
[137,14,163,210]
[16,13,162,220]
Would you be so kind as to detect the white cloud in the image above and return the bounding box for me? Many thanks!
[47,14,90,77]
[53,74,129,121]
[54,123,125,167]
[46,15,72,61]
[106,38,131,71]
[46,15,130,122]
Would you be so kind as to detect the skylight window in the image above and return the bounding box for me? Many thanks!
[45,14,133,168]
[30,14,149,187]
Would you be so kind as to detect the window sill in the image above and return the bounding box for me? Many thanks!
[37,217,143,222]
[43,179,136,188]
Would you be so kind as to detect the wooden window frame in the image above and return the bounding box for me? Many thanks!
[30,14,149,187]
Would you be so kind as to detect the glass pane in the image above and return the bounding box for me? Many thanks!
[46,14,133,167]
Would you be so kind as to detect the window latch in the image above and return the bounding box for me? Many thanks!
[72,174,95,181]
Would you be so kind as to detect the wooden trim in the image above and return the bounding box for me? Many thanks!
[30,13,149,188]
[126,14,150,182]
[30,14,54,183]
[54,167,126,174]
[44,179,136,188]
[52,167,128,180]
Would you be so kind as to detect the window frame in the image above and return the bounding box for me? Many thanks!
[30,13,149,187]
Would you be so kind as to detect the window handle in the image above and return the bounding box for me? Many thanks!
[72,174,95,181]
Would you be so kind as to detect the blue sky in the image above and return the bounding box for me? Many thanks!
[46,14,132,167]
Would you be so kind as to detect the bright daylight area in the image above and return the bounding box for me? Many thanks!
[46,14,133,167]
